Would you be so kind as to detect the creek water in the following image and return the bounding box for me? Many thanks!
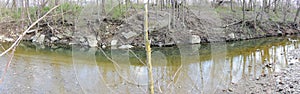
[0,36,299,93]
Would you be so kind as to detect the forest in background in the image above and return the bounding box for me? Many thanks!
[1,0,300,26]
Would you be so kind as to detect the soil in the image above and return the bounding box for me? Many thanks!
[222,48,300,94]
[1,5,300,49]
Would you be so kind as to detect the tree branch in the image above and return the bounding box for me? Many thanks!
[0,5,60,57]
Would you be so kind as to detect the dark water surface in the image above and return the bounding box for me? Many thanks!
[0,36,299,93]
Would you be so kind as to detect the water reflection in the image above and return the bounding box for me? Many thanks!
[0,37,299,93]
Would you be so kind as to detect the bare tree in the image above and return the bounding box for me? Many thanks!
[248,0,252,11]
[242,0,245,27]
[294,2,300,23]
[231,0,234,11]
[253,0,257,29]
[55,0,60,5]
[273,0,278,13]
[102,0,106,14]
[283,0,291,23]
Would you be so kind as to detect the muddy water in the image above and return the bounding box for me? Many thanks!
[0,37,299,93]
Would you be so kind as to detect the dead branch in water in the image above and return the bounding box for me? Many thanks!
[0,5,60,84]
[0,5,60,57]
[0,44,5,51]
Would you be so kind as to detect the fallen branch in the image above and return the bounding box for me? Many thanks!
[0,48,15,83]
[0,5,60,57]
[222,21,243,28]
[0,44,5,51]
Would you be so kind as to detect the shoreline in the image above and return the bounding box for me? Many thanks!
[223,48,300,94]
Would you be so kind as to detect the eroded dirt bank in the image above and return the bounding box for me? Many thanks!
[1,6,300,49]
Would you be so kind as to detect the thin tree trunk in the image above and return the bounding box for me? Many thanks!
[102,0,106,14]
[5,0,10,8]
[283,0,289,23]
[254,0,257,29]
[144,3,154,94]
[294,7,300,23]
[12,0,17,9]
[242,0,245,27]
[273,0,278,13]
[25,0,32,23]
[55,0,59,5]
[248,0,252,10]
[230,0,233,11]
[21,0,25,28]
[263,0,267,12]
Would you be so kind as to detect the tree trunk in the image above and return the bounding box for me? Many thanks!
[230,0,233,11]
[294,7,300,23]
[254,0,257,29]
[283,0,290,23]
[242,0,245,27]
[55,0,59,5]
[12,0,17,8]
[248,0,252,10]
[144,3,154,94]
[273,0,278,13]
[263,0,267,12]
[102,0,106,14]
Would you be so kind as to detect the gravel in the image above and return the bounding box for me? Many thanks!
[223,49,300,94]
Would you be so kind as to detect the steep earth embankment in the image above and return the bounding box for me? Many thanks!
[1,6,300,49]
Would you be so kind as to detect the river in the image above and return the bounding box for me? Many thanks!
[0,36,299,93]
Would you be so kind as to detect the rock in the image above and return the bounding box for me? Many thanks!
[56,34,64,39]
[189,35,201,44]
[33,34,45,44]
[3,37,14,42]
[111,40,118,46]
[69,41,77,45]
[0,35,4,41]
[118,45,134,49]
[122,31,137,39]
[50,37,59,42]
[158,42,163,47]
[79,37,85,42]
[228,33,235,39]
[86,35,98,47]
[277,30,283,35]
[64,29,73,37]
[0,34,13,42]
[104,32,110,35]
[228,88,233,92]
[102,45,106,49]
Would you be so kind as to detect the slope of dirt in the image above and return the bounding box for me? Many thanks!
[1,5,300,49]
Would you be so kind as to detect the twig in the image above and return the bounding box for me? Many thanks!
[98,48,148,86]
[0,5,60,85]
[0,47,15,84]
[0,5,60,57]
[167,64,182,88]
[129,50,146,65]
[0,44,5,51]
[72,59,87,94]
